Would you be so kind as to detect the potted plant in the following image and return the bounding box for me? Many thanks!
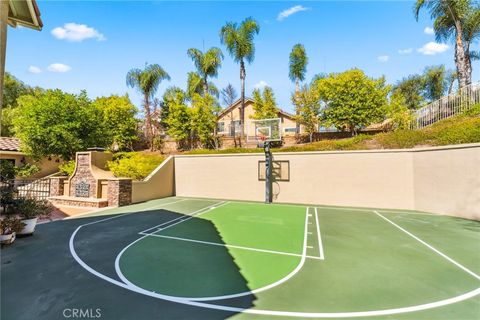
[13,198,52,235]
[0,216,25,245]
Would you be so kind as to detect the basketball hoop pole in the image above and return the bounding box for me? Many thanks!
[264,141,273,204]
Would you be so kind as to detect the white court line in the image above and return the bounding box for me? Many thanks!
[139,232,320,260]
[140,200,227,234]
[116,207,310,302]
[374,211,480,281]
[314,208,325,260]
[156,201,229,233]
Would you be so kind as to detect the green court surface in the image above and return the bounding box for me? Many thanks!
[2,197,479,320]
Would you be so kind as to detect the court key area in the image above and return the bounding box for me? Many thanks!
[2,197,479,319]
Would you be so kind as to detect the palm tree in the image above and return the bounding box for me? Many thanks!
[187,71,219,99]
[220,17,260,139]
[187,47,223,97]
[289,44,309,95]
[289,44,308,134]
[126,64,170,150]
[415,0,479,87]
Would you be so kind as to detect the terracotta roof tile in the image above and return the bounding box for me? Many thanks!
[0,137,21,152]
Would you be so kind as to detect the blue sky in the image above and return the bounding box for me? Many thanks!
[7,1,479,114]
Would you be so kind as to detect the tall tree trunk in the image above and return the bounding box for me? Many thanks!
[453,21,469,88]
[295,78,300,134]
[203,75,209,97]
[144,94,154,151]
[240,60,246,146]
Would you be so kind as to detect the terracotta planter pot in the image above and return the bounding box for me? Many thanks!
[18,217,38,235]
[0,232,16,245]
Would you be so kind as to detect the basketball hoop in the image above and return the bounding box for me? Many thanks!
[256,133,267,148]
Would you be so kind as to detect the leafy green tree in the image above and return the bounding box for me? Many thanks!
[292,84,320,142]
[251,86,279,119]
[220,83,238,106]
[187,47,223,96]
[289,44,309,95]
[423,65,448,101]
[126,64,170,150]
[220,17,260,139]
[415,0,479,87]
[386,91,414,130]
[187,72,219,99]
[315,69,390,135]
[393,75,426,110]
[190,93,220,149]
[164,88,191,149]
[93,95,139,151]
[13,90,106,160]
[1,73,35,136]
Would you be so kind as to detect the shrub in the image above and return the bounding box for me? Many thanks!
[464,103,480,117]
[14,163,40,178]
[107,152,165,180]
[0,216,25,235]
[13,198,52,220]
[58,160,76,176]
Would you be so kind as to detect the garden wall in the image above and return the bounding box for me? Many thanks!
[131,156,175,203]
[174,144,480,220]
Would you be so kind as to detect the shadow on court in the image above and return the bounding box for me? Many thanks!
[0,208,255,320]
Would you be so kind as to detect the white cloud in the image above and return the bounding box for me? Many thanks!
[398,48,413,54]
[377,55,389,62]
[417,42,449,55]
[51,23,105,42]
[47,63,72,73]
[277,5,308,21]
[424,27,434,35]
[28,66,42,74]
[254,80,269,89]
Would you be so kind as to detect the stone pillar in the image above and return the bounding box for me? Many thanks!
[0,0,9,110]
[107,178,132,207]
[50,177,68,197]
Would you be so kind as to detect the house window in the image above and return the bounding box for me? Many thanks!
[217,121,225,132]
[284,127,297,133]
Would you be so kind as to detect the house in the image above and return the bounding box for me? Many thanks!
[0,137,60,179]
[217,98,302,139]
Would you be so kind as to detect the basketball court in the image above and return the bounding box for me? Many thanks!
[3,196,477,319]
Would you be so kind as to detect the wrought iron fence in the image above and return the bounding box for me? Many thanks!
[0,178,51,201]
[411,82,480,129]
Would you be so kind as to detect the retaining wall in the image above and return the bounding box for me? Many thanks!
[174,144,480,220]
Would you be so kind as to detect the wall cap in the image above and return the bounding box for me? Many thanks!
[173,143,480,158]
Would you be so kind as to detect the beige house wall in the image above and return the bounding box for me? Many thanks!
[174,144,480,220]
[131,156,175,203]
[217,100,301,137]
[0,151,61,179]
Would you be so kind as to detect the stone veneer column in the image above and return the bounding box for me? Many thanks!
[107,178,132,207]
[50,177,68,197]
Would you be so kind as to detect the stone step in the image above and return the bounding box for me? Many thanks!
[49,196,109,208]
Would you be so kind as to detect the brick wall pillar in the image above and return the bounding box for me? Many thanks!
[50,177,68,197]
[107,178,132,207]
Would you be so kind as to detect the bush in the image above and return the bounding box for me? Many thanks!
[14,163,40,178]
[428,116,480,145]
[13,198,52,220]
[107,152,165,180]
[58,160,76,176]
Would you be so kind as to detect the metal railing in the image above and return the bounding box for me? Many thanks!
[411,82,480,129]
[0,178,51,201]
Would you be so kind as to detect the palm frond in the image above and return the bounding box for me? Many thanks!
[289,44,308,83]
